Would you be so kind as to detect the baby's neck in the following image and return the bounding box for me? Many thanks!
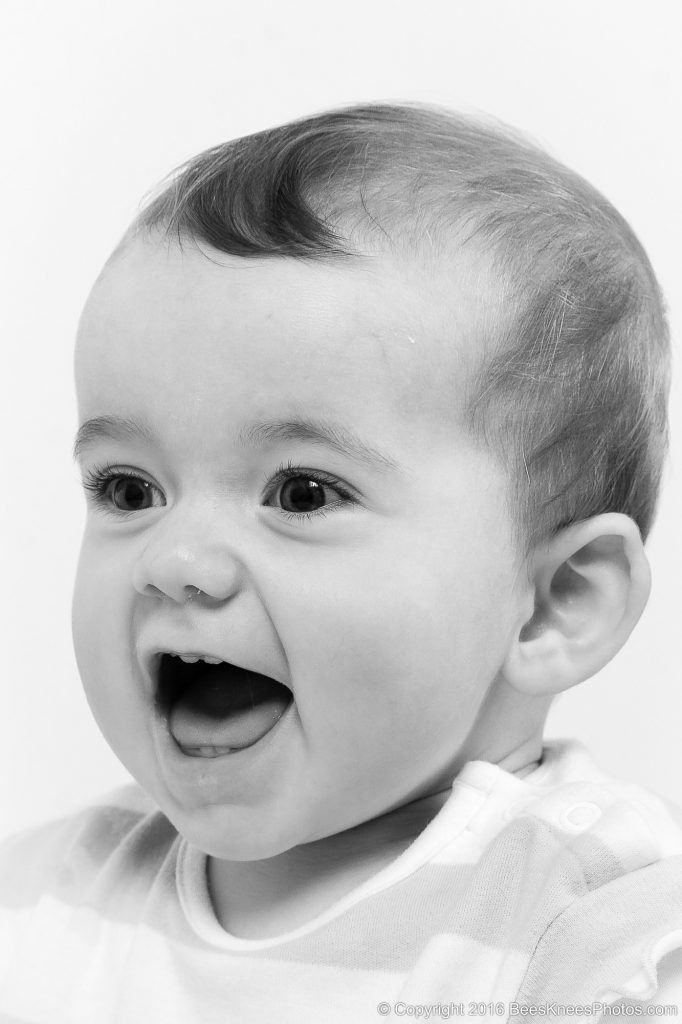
[207,787,451,940]
[207,747,543,940]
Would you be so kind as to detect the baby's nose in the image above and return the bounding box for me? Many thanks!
[131,539,245,605]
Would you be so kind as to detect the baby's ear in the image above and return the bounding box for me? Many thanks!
[502,513,651,697]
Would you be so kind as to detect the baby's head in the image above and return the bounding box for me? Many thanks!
[71,102,669,859]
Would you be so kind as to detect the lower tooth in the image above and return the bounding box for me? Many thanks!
[182,744,232,757]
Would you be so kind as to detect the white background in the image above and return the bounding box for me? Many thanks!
[1,0,680,843]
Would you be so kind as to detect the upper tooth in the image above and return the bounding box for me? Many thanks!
[176,654,222,664]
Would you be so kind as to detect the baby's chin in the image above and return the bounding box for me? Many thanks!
[156,794,336,862]
[182,830,292,862]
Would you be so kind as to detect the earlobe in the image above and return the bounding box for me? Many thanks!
[503,513,651,697]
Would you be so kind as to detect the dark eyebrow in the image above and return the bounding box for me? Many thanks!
[73,414,400,472]
[72,415,157,462]
[236,419,400,472]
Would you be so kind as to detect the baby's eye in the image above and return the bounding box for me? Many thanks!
[81,466,164,514]
[107,476,158,512]
[263,466,357,521]
[81,462,358,522]
[278,477,334,514]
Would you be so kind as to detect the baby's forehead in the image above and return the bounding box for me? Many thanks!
[79,236,491,426]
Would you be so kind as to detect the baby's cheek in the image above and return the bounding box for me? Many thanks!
[72,562,100,674]
[71,546,140,734]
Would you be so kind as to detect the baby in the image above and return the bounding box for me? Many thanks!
[2,101,682,1022]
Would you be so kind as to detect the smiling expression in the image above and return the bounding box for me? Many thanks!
[71,233,527,859]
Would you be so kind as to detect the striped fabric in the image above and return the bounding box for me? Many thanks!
[1,739,681,1023]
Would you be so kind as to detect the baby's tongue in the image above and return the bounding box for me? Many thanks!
[169,664,290,751]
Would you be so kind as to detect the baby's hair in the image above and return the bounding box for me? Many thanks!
[129,100,671,558]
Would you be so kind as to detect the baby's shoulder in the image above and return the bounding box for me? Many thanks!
[0,782,176,909]
[501,744,682,1006]
[505,740,682,870]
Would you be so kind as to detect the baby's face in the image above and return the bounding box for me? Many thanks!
[72,234,526,858]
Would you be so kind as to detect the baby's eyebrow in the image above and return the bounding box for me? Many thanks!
[72,414,400,473]
[72,415,156,462]
[236,419,400,473]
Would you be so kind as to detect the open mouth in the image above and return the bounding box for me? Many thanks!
[154,655,293,757]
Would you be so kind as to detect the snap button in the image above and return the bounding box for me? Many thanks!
[560,801,602,830]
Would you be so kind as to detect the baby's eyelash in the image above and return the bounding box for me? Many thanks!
[262,461,353,497]
[80,464,160,515]
[279,508,329,524]
[81,464,136,495]
[262,461,358,522]
[80,461,358,523]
